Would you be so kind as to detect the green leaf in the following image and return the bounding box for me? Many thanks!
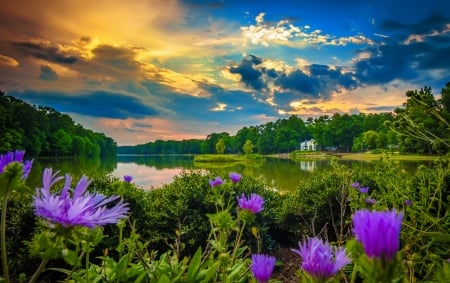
[156,275,172,283]
[187,247,202,282]
[227,261,246,281]
[62,249,81,266]
[199,261,220,283]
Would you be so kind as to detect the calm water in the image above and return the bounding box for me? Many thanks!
[27,155,433,192]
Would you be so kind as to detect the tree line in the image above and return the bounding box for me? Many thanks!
[119,83,450,155]
[0,91,116,158]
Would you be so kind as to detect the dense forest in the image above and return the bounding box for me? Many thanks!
[2,83,449,158]
[119,83,450,155]
[0,91,116,158]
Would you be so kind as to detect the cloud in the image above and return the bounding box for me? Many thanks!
[0,54,19,67]
[355,12,450,85]
[366,105,398,111]
[228,55,265,90]
[12,41,78,64]
[227,55,358,105]
[381,11,449,36]
[92,45,140,71]
[241,12,374,47]
[10,89,159,119]
[39,65,58,81]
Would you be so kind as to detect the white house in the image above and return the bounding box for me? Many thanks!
[300,139,316,151]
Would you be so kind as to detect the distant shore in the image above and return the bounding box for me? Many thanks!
[271,151,442,161]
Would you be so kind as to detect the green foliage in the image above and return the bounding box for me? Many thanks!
[243,139,254,154]
[387,84,450,154]
[216,138,226,154]
[363,158,450,281]
[2,157,449,282]
[276,158,355,244]
[0,91,116,158]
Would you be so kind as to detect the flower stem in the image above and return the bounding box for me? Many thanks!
[1,189,10,283]
[28,258,49,283]
[231,219,246,264]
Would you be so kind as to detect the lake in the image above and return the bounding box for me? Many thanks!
[26,155,433,192]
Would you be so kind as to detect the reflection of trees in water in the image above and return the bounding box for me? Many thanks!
[27,155,117,188]
[27,155,434,193]
[117,155,195,169]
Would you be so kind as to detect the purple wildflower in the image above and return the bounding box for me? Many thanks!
[352,209,403,260]
[229,172,241,183]
[209,176,224,187]
[0,150,33,179]
[350,182,360,188]
[404,199,412,206]
[33,168,129,228]
[237,193,264,214]
[365,197,376,205]
[250,254,276,283]
[123,175,133,183]
[358,187,369,194]
[291,237,351,281]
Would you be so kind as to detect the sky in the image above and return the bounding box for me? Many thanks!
[1,0,449,146]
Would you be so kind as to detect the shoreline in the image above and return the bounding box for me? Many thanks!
[269,151,442,161]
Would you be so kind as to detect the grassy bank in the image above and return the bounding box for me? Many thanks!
[193,153,263,162]
[289,150,441,161]
[336,152,440,161]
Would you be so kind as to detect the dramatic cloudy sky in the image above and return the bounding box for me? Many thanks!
[1,0,449,145]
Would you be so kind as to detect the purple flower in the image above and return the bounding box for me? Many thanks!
[350,182,360,188]
[209,176,224,187]
[229,172,241,183]
[365,197,376,205]
[352,209,403,260]
[291,237,351,281]
[358,187,369,194]
[404,199,412,206]
[33,168,129,228]
[237,193,264,214]
[250,254,276,283]
[0,150,33,180]
[123,175,133,183]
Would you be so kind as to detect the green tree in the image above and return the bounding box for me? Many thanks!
[242,139,254,154]
[215,138,225,154]
[50,129,72,156]
[386,84,450,154]
[363,130,378,150]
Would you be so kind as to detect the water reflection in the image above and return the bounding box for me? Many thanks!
[27,156,116,188]
[298,160,317,171]
[113,162,190,190]
[26,155,433,192]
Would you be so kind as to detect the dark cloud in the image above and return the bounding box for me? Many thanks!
[133,122,152,128]
[92,45,139,70]
[229,55,265,90]
[10,90,159,119]
[11,42,78,64]
[354,43,418,84]
[380,11,449,36]
[276,70,319,95]
[418,46,450,70]
[180,0,224,8]
[228,56,360,107]
[274,64,358,103]
[366,105,398,111]
[39,65,58,81]
[355,11,450,84]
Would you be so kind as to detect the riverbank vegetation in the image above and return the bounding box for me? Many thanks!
[0,91,116,158]
[119,82,450,156]
[1,152,448,282]
[194,154,263,162]
[1,84,449,282]
[2,83,449,160]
